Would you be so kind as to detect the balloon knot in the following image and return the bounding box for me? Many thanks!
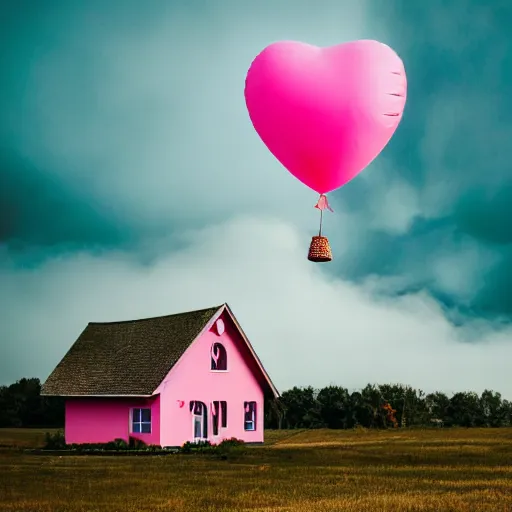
[315,194,334,212]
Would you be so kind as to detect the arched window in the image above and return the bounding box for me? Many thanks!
[189,400,208,441]
[211,342,227,371]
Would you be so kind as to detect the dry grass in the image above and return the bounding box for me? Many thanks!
[1,428,512,511]
[0,428,56,449]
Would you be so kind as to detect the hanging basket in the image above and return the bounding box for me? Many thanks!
[307,235,332,262]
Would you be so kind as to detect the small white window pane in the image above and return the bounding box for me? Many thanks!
[133,423,141,433]
[141,423,151,434]
[141,409,151,422]
[194,418,202,438]
[133,409,141,422]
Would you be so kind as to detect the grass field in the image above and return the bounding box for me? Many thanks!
[1,427,512,511]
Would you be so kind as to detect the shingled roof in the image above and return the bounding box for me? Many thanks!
[41,305,223,396]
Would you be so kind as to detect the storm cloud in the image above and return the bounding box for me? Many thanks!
[2,0,512,395]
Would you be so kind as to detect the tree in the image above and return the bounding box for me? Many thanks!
[378,384,429,427]
[1,376,511,430]
[280,386,323,429]
[0,378,64,428]
[264,396,286,429]
[447,391,483,427]
[317,386,351,429]
[480,390,507,427]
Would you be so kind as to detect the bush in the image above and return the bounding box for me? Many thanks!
[44,430,66,450]
[113,438,129,449]
[215,438,247,459]
[217,437,245,448]
[180,440,214,454]
[42,433,165,452]
[102,438,129,451]
[179,438,247,459]
[128,436,147,450]
[43,432,248,456]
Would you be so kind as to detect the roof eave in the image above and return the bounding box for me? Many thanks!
[40,393,154,398]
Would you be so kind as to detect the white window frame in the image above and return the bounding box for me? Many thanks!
[131,407,152,434]
[244,401,256,431]
[191,401,207,442]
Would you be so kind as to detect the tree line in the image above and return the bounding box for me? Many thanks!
[0,378,64,427]
[264,384,512,430]
[1,378,511,430]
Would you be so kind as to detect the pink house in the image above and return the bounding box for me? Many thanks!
[41,303,279,447]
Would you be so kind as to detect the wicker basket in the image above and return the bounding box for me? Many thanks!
[307,235,332,262]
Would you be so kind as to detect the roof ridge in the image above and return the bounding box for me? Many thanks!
[87,304,225,326]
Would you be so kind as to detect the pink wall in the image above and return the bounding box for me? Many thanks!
[155,310,265,447]
[65,395,160,445]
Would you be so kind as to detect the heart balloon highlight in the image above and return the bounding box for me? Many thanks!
[244,39,407,195]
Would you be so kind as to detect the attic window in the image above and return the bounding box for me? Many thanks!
[132,408,151,434]
[211,342,227,371]
[244,401,256,431]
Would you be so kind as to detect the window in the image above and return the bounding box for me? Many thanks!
[211,342,227,371]
[244,401,256,431]
[212,401,219,436]
[212,400,228,436]
[132,408,151,433]
[190,401,208,440]
[221,400,227,428]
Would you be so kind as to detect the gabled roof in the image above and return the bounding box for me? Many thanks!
[41,303,279,398]
[41,305,222,397]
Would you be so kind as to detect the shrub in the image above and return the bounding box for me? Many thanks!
[215,438,247,459]
[180,440,215,454]
[113,438,129,450]
[44,430,66,450]
[103,438,130,451]
[180,441,194,454]
[217,437,245,448]
[42,435,162,453]
[128,436,147,450]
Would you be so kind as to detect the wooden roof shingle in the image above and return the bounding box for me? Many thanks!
[41,305,222,396]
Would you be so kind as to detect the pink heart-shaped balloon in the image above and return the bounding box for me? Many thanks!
[244,40,407,195]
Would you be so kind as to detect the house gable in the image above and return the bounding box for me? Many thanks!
[155,307,276,446]
[153,304,278,398]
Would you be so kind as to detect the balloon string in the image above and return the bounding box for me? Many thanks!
[314,194,333,237]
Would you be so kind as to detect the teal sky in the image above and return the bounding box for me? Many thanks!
[2,0,512,396]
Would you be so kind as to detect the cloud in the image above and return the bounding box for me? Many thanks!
[4,0,368,231]
[3,0,512,397]
[2,215,512,398]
